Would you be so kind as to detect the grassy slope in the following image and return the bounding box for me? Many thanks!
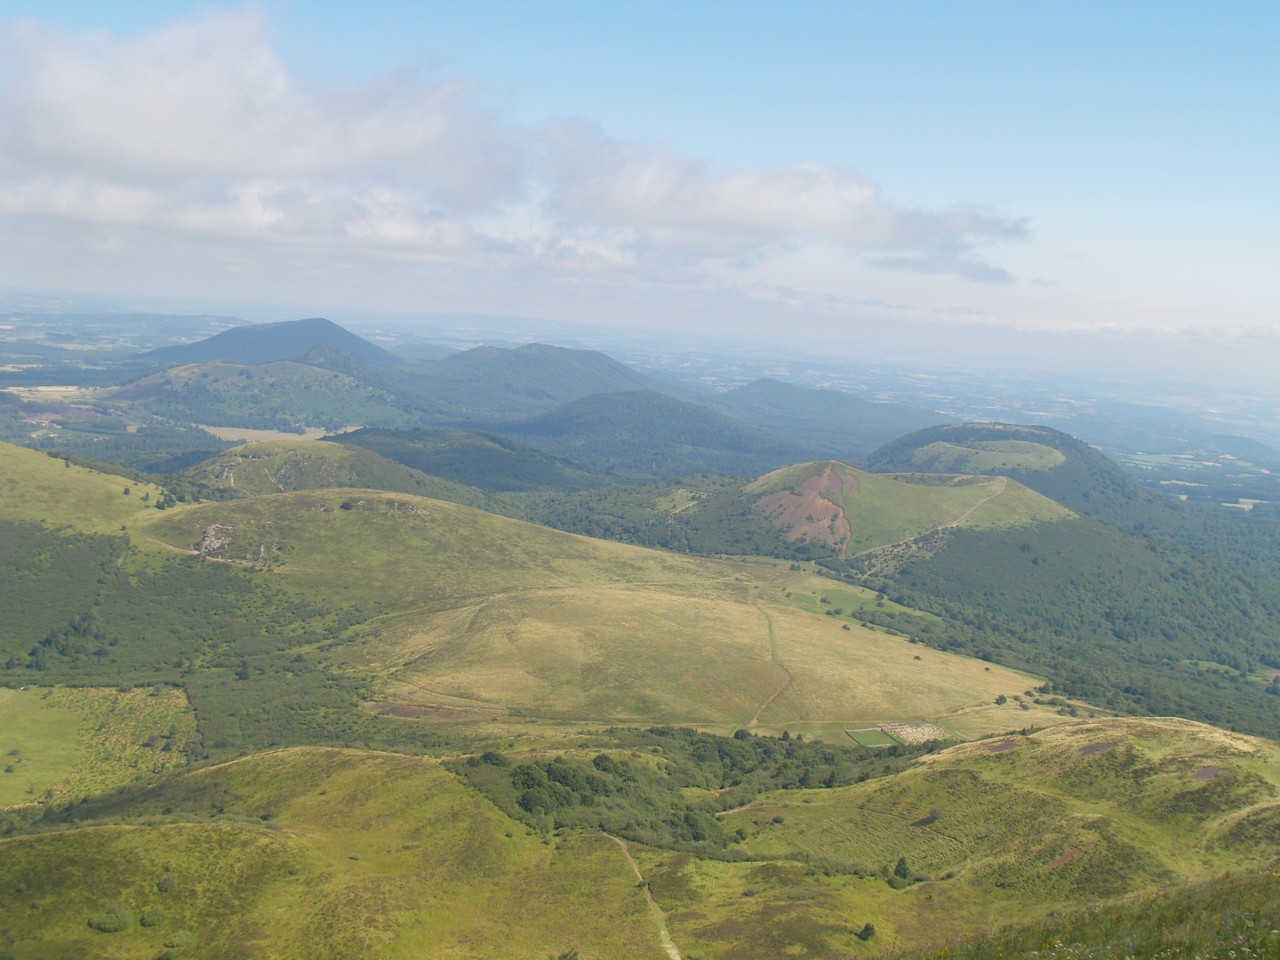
[717,717,1280,950]
[746,460,1073,554]
[7,720,1280,960]
[0,748,664,960]
[0,441,164,534]
[0,688,195,809]
[904,439,1067,473]
[333,427,603,492]
[180,438,500,509]
[109,360,413,429]
[137,490,1039,733]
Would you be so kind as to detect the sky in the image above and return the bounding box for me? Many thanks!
[1,2,1277,389]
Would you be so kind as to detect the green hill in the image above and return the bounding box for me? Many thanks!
[135,488,1035,732]
[713,378,947,460]
[333,426,603,492]
[141,317,400,368]
[0,748,664,959]
[864,422,1171,527]
[417,342,658,419]
[9,439,1280,958]
[744,459,1072,556]
[717,716,1280,951]
[179,438,499,510]
[0,441,165,533]
[492,389,809,479]
[1,442,1039,752]
[108,360,414,432]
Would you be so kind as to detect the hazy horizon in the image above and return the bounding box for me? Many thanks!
[1,3,1277,391]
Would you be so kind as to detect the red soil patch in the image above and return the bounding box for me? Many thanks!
[1047,847,1083,870]
[1078,742,1117,756]
[1193,766,1229,780]
[363,701,473,721]
[754,467,855,554]
[987,740,1019,753]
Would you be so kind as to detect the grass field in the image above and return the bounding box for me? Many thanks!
[745,460,1073,556]
[181,439,497,509]
[0,687,195,808]
[0,748,670,959]
[135,488,1045,736]
[0,442,164,534]
[909,440,1068,474]
[717,716,1280,949]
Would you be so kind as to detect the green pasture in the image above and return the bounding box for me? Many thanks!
[0,441,163,534]
[847,727,900,747]
[0,748,669,959]
[0,687,195,808]
[720,716,1280,943]
[909,439,1067,474]
[746,460,1071,555]
[181,438,498,509]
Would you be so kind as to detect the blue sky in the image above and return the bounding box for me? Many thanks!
[1,2,1277,387]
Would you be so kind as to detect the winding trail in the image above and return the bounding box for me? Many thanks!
[940,475,1009,530]
[851,475,1011,578]
[748,594,793,727]
[606,834,683,960]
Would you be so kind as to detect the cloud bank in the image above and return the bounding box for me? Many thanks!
[0,8,1026,314]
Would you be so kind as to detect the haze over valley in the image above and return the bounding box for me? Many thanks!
[2,4,1280,958]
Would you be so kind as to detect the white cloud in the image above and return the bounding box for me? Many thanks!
[0,7,1028,309]
[542,121,1025,255]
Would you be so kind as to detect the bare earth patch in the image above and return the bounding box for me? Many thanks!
[1193,766,1229,780]
[1047,847,1083,870]
[363,701,474,721]
[880,721,949,744]
[754,467,854,554]
[987,740,1019,753]
[1079,742,1117,756]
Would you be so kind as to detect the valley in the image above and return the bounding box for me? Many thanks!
[3,315,1280,958]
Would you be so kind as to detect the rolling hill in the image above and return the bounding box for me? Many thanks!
[415,342,660,419]
[712,377,948,460]
[1,439,1041,747]
[135,486,1036,732]
[489,389,810,479]
[333,426,604,492]
[717,716,1280,950]
[9,434,1280,957]
[8,716,1280,959]
[863,421,1170,527]
[179,438,500,510]
[140,317,400,368]
[1,748,664,959]
[108,360,414,431]
[744,459,1072,556]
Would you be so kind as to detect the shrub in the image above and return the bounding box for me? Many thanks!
[156,874,177,893]
[140,905,168,927]
[88,906,135,932]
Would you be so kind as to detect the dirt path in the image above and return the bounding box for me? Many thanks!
[939,475,1008,530]
[748,597,792,727]
[851,475,1010,574]
[606,834,683,960]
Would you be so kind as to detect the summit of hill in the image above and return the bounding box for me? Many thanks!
[140,317,400,368]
